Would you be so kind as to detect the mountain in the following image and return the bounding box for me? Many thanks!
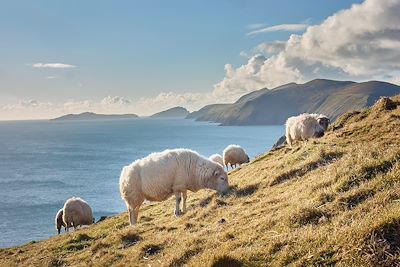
[150,107,189,118]
[2,95,400,266]
[51,112,139,121]
[187,79,400,125]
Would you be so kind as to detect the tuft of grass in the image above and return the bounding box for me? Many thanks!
[211,255,243,267]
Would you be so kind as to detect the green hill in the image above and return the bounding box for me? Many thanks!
[1,96,400,266]
[187,79,400,125]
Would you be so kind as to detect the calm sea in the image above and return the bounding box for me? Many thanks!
[0,118,284,248]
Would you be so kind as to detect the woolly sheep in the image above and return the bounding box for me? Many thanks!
[62,197,94,232]
[119,148,229,226]
[55,209,66,234]
[223,144,250,170]
[209,153,224,167]
[286,113,325,148]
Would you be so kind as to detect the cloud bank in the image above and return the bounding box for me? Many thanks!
[213,0,400,100]
[247,23,309,35]
[32,63,76,68]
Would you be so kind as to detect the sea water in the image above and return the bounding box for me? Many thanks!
[0,118,284,248]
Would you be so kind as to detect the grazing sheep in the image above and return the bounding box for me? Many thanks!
[209,153,224,167]
[55,209,66,234]
[223,144,250,170]
[310,113,330,131]
[119,148,229,226]
[286,113,325,148]
[62,197,94,232]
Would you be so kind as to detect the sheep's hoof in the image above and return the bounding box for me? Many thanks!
[175,210,182,216]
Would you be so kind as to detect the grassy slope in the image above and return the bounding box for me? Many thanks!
[1,97,400,267]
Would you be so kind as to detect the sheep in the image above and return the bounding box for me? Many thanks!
[62,197,94,232]
[119,148,229,226]
[223,144,250,170]
[209,153,224,167]
[285,113,325,148]
[310,113,330,131]
[55,209,66,234]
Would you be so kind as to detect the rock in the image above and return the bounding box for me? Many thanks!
[271,135,287,150]
[96,216,108,223]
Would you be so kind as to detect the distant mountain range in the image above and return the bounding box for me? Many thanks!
[51,112,139,121]
[187,79,400,125]
[150,106,189,118]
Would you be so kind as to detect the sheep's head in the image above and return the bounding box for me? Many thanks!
[207,164,229,195]
[303,116,325,138]
[317,116,330,131]
[56,209,65,234]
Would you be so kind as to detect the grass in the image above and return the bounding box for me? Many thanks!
[1,96,400,266]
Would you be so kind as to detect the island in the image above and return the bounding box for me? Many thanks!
[51,112,139,121]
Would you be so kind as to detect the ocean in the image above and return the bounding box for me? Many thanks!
[0,118,284,248]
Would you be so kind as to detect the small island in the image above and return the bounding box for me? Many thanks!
[51,112,139,121]
[150,106,189,118]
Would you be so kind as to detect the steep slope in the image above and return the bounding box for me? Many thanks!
[1,96,400,266]
[150,107,189,118]
[188,79,400,125]
[52,112,139,121]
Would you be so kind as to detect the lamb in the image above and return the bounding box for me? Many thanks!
[223,144,250,170]
[55,209,66,234]
[119,148,229,226]
[62,197,94,232]
[209,153,224,167]
[285,113,325,148]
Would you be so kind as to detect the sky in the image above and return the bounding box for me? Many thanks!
[1,0,400,120]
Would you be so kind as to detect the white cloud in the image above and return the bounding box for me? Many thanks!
[100,96,131,106]
[32,63,76,68]
[246,23,266,30]
[247,23,309,35]
[214,0,400,99]
[254,41,287,55]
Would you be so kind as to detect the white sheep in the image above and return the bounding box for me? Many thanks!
[119,148,229,226]
[310,113,330,131]
[62,197,94,232]
[285,113,325,148]
[223,144,250,170]
[55,208,66,234]
[209,153,224,167]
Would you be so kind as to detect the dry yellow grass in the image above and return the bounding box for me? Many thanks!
[1,96,400,267]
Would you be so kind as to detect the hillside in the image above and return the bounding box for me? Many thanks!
[150,107,189,118]
[52,112,139,121]
[2,96,400,266]
[187,79,400,125]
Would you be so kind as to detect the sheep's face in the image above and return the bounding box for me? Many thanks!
[317,117,330,131]
[209,166,229,195]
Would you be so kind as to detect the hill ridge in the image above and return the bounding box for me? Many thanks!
[187,79,400,125]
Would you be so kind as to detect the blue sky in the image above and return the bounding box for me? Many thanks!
[3,0,400,119]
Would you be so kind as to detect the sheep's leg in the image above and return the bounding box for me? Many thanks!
[175,192,182,216]
[128,206,140,226]
[182,190,187,213]
[287,136,293,148]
